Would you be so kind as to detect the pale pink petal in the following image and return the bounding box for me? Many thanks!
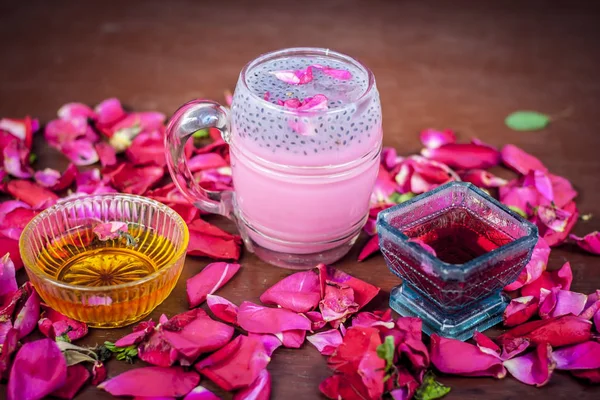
[536,204,571,233]
[552,341,600,370]
[501,144,547,175]
[206,294,239,324]
[370,165,398,207]
[297,94,328,111]
[357,235,380,261]
[503,344,554,386]
[58,102,97,120]
[523,170,554,201]
[8,339,67,400]
[270,66,313,85]
[0,254,17,304]
[351,310,395,330]
[186,262,241,308]
[311,64,352,80]
[460,169,508,188]
[521,261,573,298]
[307,329,343,355]
[570,231,600,255]
[540,289,587,319]
[92,221,128,241]
[421,143,500,170]
[98,367,200,397]
[306,311,327,330]
[504,296,539,327]
[233,369,271,400]
[248,333,282,357]
[504,237,550,291]
[237,301,311,333]
[419,129,456,149]
[259,270,321,313]
[183,385,221,400]
[61,139,100,165]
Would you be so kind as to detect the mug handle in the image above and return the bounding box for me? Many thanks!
[165,99,234,218]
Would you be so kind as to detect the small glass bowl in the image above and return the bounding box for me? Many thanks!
[377,182,538,340]
[20,194,189,328]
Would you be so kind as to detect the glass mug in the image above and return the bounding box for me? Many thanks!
[165,47,382,269]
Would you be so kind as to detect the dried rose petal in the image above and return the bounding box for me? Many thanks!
[501,144,547,175]
[504,237,550,291]
[319,284,359,327]
[0,253,17,304]
[92,221,128,241]
[419,128,456,149]
[34,163,78,192]
[317,264,380,311]
[206,294,239,324]
[0,116,38,149]
[552,341,600,370]
[395,155,459,194]
[51,364,90,400]
[91,361,107,385]
[459,169,507,188]
[237,301,311,334]
[259,269,320,313]
[421,143,500,170]
[138,329,176,367]
[570,231,600,255]
[186,262,241,308]
[430,334,506,378]
[539,201,579,246]
[126,131,167,167]
[311,64,352,80]
[195,334,271,391]
[357,235,380,262]
[95,141,117,167]
[503,344,555,387]
[8,339,67,400]
[233,369,271,400]
[275,330,306,348]
[539,288,587,319]
[307,329,344,356]
[187,219,242,261]
[98,366,199,397]
[7,179,59,208]
[496,315,592,348]
[306,311,327,330]
[3,139,32,178]
[504,296,538,327]
[106,163,164,195]
[270,66,313,85]
[13,284,40,339]
[38,305,88,341]
[521,261,573,298]
[115,319,156,347]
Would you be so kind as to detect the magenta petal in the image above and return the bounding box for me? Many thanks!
[138,330,176,367]
[8,339,67,400]
[95,98,126,127]
[306,311,327,330]
[370,165,397,207]
[536,204,571,233]
[503,344,555,387]
[99,366,199,397]
[521,261,573,298]
[188,153,228,172]
[238,301,311,333]
[540,201,579,246]
[13,285,40,339]
[595,310,600,332]
[523,170,554,202]
[95,141,117,167]
[501,144,547,175]
[421,143,500,170]
[319,284,359,327]
[58,102,96,120]
[549,173,577,208]
[186,262,241,308]
[505,238,550,291]
[276,329,306,348]
[259,270,321,313]
[357,235,380,261]
[183,385,221,400]
[570,231,600,255]
[0,327,18,378]
[3,140,32,178]
[0,254,17,304]
[249,333,282,357]
[419,129,456,149]
[497,315,592,348]
[504,296,539,327]
[311,64,352,80]
[298,94,328,111]
[307,329,343,355]
[93,221,128,241]
[51,364,90,400]
[543,289,587,318]
[552,341,600,370]
[459,169,507,188]
[206,294,239,324]
[317,263,380,311]
[0,200,38,240]
[38,305,88,341]
[270,66,313,85]
[430,334,506,378]
[233,369,271,400]
[61,139,100,166]
[115,320,156,347]
[351,310,395,330]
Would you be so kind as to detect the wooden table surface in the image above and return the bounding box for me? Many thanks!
[1,0,600,399]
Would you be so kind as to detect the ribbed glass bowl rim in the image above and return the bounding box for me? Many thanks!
[19,193,189,292]
[376,181,539,281]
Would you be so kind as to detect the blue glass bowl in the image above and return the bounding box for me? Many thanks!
[377,181,538,341]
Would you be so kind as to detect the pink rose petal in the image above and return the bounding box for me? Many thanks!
[419,129,456,149]
[549,173,577,208]
[0,253,17,304]
[106,163,164,195]
[126,131,167,167]
[357,235,380,262]
[270,66,313,85]
[188,153,228,172]
[317,264,380,311]
[501,144,547,175]
[570,231,600,255]
[95,98,127,128]
[183,385,221,400]
[539,201,579,247]
[34,164,78,192]
[99,366,199,397]
[111,111,165,136]
[206,294,239,324]
[187,219,242,260]
[571,368,600,383]
[138,329,176,367]
[50,364,90,400]
[523,170,554,201]
[421,143,500,170]
[115,319,156,347]
[370,165,398,207]
[186,262,241,308]
[58,102,96,120]
[539,288,587,319]
[504,237,550,291]
[306,311,327,330]
[0,116,38,149]
[381,147,404,171]
[496,315,592,348]
[0,200,38,240]
[237,301,311,333]
[95,141,117,167]
[430,334,507,378]
[44,117,97,148]
[504,296,539,327]
[311,64,352,80]
[3,139,32,178]
[61,139,100,165]
[459,169,507,188]
[38,305,88,341]
[521,261,573,298]
[536,204,571,233]
[319,284,359,327]
[307,329,344,356]
[92,221,128,241]
[0,328,18,379]
[395,155,459,194]
[275,329,306,348]
[594,310,600,332]
[233,369,271,400]
[503,344,554,387]
[13,284,40,339]
[552,341,600,370]
[195,335,271,391]
[298,94,328,111]
[8,339,67,400]
[249,333,282,357]
[259,269,321,313]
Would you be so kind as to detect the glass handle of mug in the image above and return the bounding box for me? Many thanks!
[165,99,233,218]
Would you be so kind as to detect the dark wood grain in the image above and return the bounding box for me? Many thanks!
[1,0,600,398]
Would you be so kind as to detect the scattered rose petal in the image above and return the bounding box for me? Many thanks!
[126,131,167,167]
[58,102,96,120]
[430,334,506,378]
[306,311,327,331]
[0,328,18,379]
[549,173,577,208]
[540,201,579,246]
[259,270,321,313]
[187,219,242,260]
[570,231,600,255]
[186,262,241,308]
[93,221,128,241]
[95,98,126,129]
[233,369,271,400]
[504,296,539,327]
[270,66,313,85]
[137,328,176,367]
[106,163,164,195]
[13,284,41,339]
[319,284,359,328]
[91,361,107,385]
[0,116,38,149]
[98,366,199,397]
[95,141,117,167]
[0,200,37,240]
[115,319,156,347]
[7,179,59,208]
[3,139,32,178]
[206,294,239,324]
[195,334,271,391]
[370,165,397,207]
[317,264,380,311]
[459,169,507,188]
[523,170,554,201]
[8,339,67,400]
[51,364,90,400]
[395,155,460,194]
[552,341,600,370]
[521,261,573,298]
[496,315,592,348]
[237,301,311,334]
[421,143,500,170]
[539,288,587,319]
[297,94,328,111]
[536,204,571,233]
[571,368,600,384]
[307,329,344,356]
[351,310,396,331]
[501,144,547,174]
[419,129,456,149]
[504,237,550,291]
[0,253,17,303]
[276,330,306,348]
[38,305,88,341]
[188,153,228,172]
[61,139,100,165]
[503,344,554,386]
[34,164,77,192]
[249,333,282,357]
[357,235,380,262]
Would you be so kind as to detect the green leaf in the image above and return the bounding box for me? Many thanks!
[508,205,527,218]
[104,341,138,363]
[414,371,451,400]
[505,111,550,131]
[192,129,209,139]
[376,336,395,370]
[29,153,37,164]
[389,192,415,204]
